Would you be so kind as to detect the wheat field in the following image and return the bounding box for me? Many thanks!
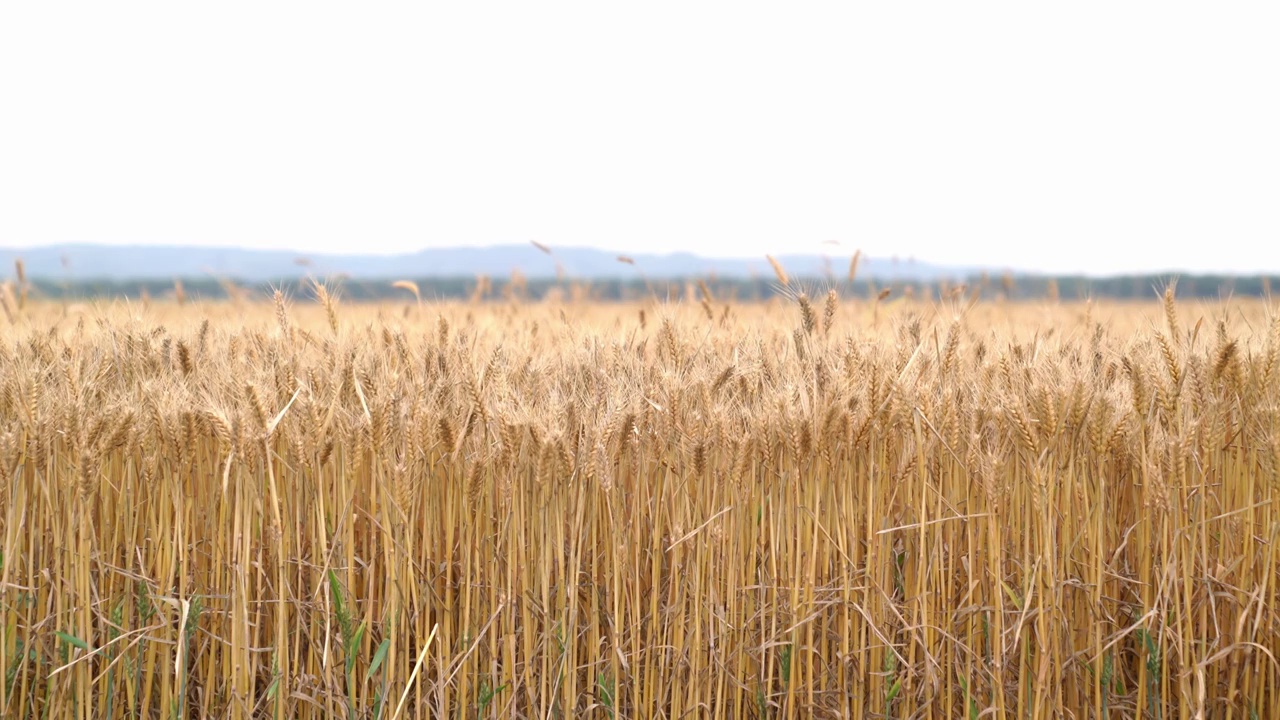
[1,287,1278,719]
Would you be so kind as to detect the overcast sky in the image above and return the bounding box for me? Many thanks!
[1,3,1277,275]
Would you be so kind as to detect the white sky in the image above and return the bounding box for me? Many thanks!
[1,3,1277,275]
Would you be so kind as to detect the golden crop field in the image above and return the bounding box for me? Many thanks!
[1,286,1278,719]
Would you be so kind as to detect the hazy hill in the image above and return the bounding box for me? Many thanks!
[3,243,976,282]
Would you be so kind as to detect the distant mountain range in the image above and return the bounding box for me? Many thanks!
[2,243,979,282]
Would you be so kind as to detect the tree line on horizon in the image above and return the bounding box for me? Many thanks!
[9,273,1279,303]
